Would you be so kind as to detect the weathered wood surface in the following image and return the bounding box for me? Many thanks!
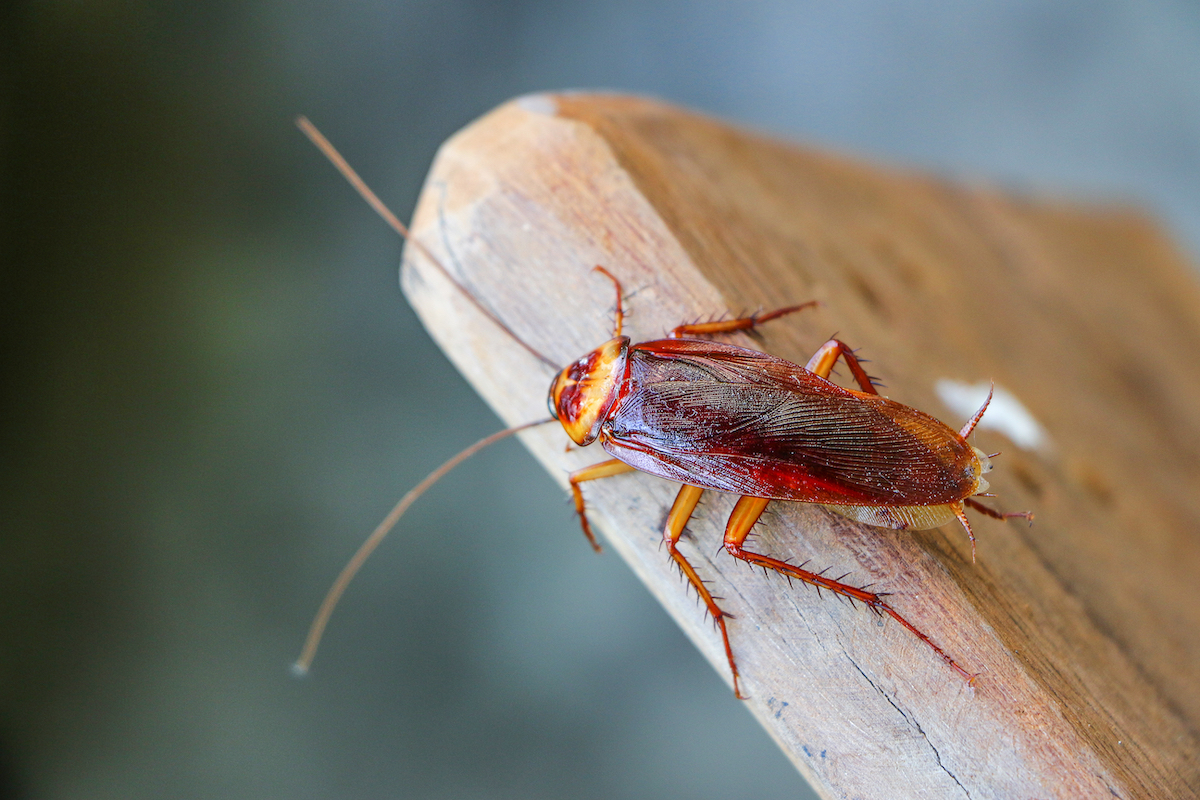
[401,93,1200,800]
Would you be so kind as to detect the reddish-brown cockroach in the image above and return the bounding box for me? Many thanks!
[293,117,1032,697]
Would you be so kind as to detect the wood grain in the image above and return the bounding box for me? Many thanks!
[401,92,1200,799]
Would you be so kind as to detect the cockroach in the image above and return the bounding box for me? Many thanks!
[293,117,1032,698]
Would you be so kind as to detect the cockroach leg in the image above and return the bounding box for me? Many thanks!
[662,484,745,699]
[959,382,994,439]
[568,459,636,552]
[592,266,624,337]
[952,502,978,563]
[668,301,818,338]
[804,339,878,394]
[723,495,976,683]
[965,498,1034,525]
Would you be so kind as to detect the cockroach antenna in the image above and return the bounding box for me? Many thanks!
[292,117,560,674]
[293,418,553,676]
[295,116,559,370]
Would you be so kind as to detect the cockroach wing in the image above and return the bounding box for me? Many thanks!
[600,339,977,505]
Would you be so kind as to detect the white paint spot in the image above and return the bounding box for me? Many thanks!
[936,379,1050,452]
[517,93,558,116]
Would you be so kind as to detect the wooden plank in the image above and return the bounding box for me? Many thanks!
[400,92,1200,799]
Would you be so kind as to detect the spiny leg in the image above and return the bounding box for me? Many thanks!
[662,484,745,699]
[723,495,975,683]
[959,383,993,438]
[568,458,636,552]
[965,498,1034,524]
[951,502,978,564]
[804,339,878,394]
[669,301,818,338]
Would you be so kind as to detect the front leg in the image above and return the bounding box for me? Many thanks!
[568,458,636,552]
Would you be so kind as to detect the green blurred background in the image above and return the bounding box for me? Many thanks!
[4,2,1199,798]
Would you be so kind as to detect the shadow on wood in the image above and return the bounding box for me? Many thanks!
[402,92,1200,800]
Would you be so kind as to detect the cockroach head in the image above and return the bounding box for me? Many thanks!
[548,337,630,446]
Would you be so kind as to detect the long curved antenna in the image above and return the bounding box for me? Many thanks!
[293,417,555,675]
[296,116,558,370]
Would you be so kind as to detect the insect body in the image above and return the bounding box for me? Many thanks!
[550,268,1028,697]
[294,118,1031,698]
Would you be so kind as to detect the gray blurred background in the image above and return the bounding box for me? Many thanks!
[4,2,1199,798]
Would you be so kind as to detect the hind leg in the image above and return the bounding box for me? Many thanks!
[721,496,975,683]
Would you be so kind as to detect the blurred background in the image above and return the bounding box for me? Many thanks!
[4,1,1200,798]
